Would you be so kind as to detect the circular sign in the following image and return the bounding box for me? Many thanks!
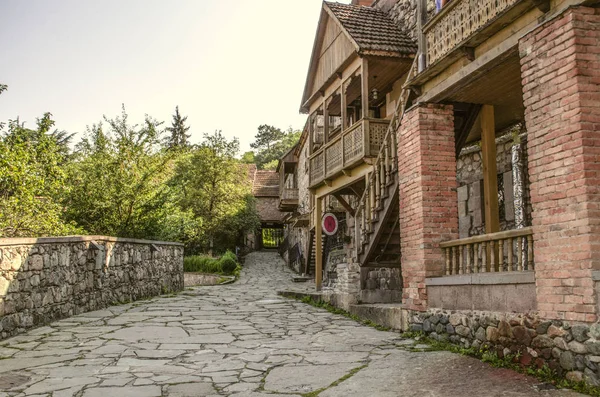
[322,212,339,236]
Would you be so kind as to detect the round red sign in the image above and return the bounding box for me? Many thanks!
[322,212,338,236]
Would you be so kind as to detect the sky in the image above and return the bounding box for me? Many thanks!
[0,0,351,152]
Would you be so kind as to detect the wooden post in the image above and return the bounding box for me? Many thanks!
[361,58,369,120]
[481,104,500,234]
[342,79,348,131]
[323,99,329,144]
[416,0,427,72]
[315,196,323,291]
[481,104,499,270]
[308,112,315,156]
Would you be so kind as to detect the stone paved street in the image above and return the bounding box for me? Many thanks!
[0,252,584,396]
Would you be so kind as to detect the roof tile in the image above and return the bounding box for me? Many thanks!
[325,2,417,56]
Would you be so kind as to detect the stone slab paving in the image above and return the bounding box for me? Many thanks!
[0,251,584,396]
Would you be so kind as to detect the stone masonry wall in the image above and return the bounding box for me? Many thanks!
[408,308,600,386]
[360,267,403,303]
[0,236,184,339]
[375,0,436,41]
[456,132,532,238]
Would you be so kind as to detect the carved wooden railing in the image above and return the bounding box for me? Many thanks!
[423,0,522,65]
[354,59,418,263]
[439,227,534,275]
[308,118,389,187]
[281,187,299,200]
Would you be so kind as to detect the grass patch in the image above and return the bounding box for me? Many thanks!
[296,296,390,332]
[184,250,241,276]
[399,332,600,397]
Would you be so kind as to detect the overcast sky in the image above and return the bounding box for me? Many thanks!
[0,0,350,152]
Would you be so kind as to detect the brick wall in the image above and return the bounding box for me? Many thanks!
[398,103,458,311]
[519,6,600,322]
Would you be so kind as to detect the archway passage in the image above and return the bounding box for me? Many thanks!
[262,227,284,249]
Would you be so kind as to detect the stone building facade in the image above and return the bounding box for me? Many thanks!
[0,236,184,340]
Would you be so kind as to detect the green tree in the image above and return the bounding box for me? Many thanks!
[253,127,301,169]
[0,113,81,237]
[173,131,259,254]
[241,151,255,164]
[165,106,191,149]
[250,124,284,152]
[64,106,190,239]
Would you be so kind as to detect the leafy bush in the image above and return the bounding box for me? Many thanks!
[219,256,238,275]
[183,255,220,273]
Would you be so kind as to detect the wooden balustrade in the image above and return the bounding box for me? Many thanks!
[423,0,522,65]
[308,118,390,187]
[439,227,534,275]
[281,187,299,200]
[353,59,417,263]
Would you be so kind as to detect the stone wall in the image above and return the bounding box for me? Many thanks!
[0,236,184,339]
[360,267,403,303]
[322,262,361,311]
[456,131,531,238]
[375,0,436,40]
[256,197,284,223]
[408,308,600,386]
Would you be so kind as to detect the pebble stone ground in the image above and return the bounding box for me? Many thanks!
[0,251,584,397]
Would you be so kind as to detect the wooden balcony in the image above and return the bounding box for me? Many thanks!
[308,118,389,188]
[417,0,535,83]
[279,187,299,212]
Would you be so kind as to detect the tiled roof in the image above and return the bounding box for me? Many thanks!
[253,170,280,197]
[325,2,417,56]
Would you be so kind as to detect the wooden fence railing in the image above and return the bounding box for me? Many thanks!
[439,227,534,275]
[308,118,389,187]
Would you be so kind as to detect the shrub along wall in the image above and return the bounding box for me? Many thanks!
[0,236,184,339]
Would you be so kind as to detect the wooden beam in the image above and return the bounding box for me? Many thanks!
[361,58,369,119]
[532,0,550,12]
[481,104,500,235]
[333,194,356,217]
[315,197,323,291]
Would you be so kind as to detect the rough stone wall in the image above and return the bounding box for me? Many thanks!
[322,263,361,311]
[456,132,532,238]
[256,197,284,222]
[375,0,436,41]
[360,267,403,303]
[520,6,600,323]
[408,308,600,386]
[282,139,311,273]
[0,236,184,339]
[398,103,458,311]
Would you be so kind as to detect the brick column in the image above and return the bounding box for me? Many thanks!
[520,6,600,322]
[398,103,458,311]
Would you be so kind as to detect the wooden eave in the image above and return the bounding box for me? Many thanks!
[300,5,361,114]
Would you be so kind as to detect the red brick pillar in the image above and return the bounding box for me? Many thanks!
[398,103,458,311]
[520,6,600,322]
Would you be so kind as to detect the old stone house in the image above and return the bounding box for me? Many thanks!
[247,166,286,250]
[278,0,600,384]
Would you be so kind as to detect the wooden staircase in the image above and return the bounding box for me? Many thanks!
[354,60,417,266]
